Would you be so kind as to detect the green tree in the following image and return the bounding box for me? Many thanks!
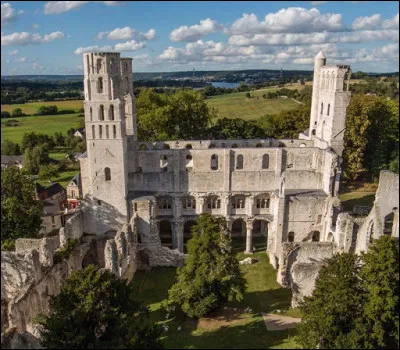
[297,253,363,349]
[36,265,163,349]
[208,118,266,139]
[354,235,399,349]
[37,105,58,115]
[1,140,21,155]
[24,145,50,174]
[1,166,43,248]
[167,213,246,318]
[1,111,11,118]
[11,108,24,117]
[245,92,251,98]
[39,164,59,183]
[21,132,55,152]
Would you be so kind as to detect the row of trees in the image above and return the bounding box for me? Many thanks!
[1,106,81,118]
[298,235,399,349]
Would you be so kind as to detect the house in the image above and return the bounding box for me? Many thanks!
[66,172,82,210]
[39,199,63,235]
[74,128,85,138]
[1,155,24,169]
[35,182,67,209]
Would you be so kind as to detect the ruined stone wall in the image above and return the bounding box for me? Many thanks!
[59,210,84,245]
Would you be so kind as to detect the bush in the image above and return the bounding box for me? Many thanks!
[1,239,16,251]
[53,238,80,264]
[11,108,24,117]
[1,111,11,118]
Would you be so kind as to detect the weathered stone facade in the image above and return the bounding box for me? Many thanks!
[79,51,351,269]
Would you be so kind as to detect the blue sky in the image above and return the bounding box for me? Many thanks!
[1,1,399,74]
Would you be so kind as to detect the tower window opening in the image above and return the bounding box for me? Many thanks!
[90,107,93,121]
[109,105,115,120]
[256,197,270,208]
[113,125,117,139]
[211,154,218,170]
[327,104,330,116]
[92,125,95,139]
[99,105,104,121]
[96,59,102,74]
[262,154,270,169]
[236,154,244,169]
[288,231,295,242]
[98,77,103,94]
[106,125,109,139]
[105,167,111,181]
[321,103,323,115]
[99,125,102,139]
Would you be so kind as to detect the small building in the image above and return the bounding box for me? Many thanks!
[1,155,24,169]
[66,173,82,210]
[39,199,63,235]
[74,128,85,138]
[35,182,67,209]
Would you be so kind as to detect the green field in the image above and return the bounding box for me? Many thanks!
[1,113,84,144]
[132,237,299,349]
[206,89,301,121]
[1,100,83,115]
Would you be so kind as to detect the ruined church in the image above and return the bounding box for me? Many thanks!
[79,50,351,268]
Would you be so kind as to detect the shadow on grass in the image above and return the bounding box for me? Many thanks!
[340,194,375,212]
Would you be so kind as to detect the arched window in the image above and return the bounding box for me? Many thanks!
[182,196,196,209]
[158,197,172,210]
[288,232,295,242]
[186,154,193,171]
[327,104,330,116]
[312,129,316,136]
[256,196,270,208]
[321,103,324,115]
[236,154,243,169]
[96,59,102,73]
[109,59,115,73]
[211,154,218,170]
[90,107,93,121]
[98,77,103,93]
[262,154,269,169]
[312,231,320,242]
[113,125,117,139]
[92,125,95,139]
[109,105,114,120]
[207,196,221,209]
[99,105,104,121]
[106,125,109,139]
[368,221,374,243]
[105,167,111,181]
[99,125,102,139]
[232,195,245,209]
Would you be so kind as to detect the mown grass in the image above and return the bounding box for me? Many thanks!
[1,113,84,144]
[338,180,378,212]
[132,237,299,349]
[1,100,83,115]
[206,90,300,121]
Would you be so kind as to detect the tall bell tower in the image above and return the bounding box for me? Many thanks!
[83,52,134,221]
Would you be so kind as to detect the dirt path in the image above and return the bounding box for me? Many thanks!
[262,313,301,331]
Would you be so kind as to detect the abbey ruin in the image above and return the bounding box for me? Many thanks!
[1,51,399,346]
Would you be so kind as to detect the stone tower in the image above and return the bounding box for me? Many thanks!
[82,52,135,221]
[309,51,351,156]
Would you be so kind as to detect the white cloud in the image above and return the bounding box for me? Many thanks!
[44,1,124,14]
[32,62,45,71]
[292,57,315,64]
[1,31,65,46]
[114,40,145,51]
[352,14,381,30]
[74,45,114,55]
[97,27,156,41]
[74,40,145,54]
[8,49,18,55]
[229,8,342,35]
[169,18,223,42]
[15,57,27,62]
[1,2,23,26]
[382,13,399,30]
[338,29,399,43]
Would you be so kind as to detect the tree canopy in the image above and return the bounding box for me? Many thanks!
[1,166,43,249]
[36,265,163,349]
[167,213,246,318]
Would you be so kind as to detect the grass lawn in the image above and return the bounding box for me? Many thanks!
[338,180,378,212]
[132,237,299,349]
[1,113,84,144]
[206,91,300,121]
[1,100,83,115]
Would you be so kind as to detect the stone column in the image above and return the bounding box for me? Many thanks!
[173,197,182,218]
[196,196,206,215]
[247,195,255,217]
[172,220,184,252]
[245,220,253,254]
[221,194,230,216]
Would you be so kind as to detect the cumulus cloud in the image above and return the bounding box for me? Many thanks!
[352,14,381,30]
[1,2,23,26]
[8,49,18,55]
[311,1,328,5]
[169,18,223,42]
[1,31,65,46]
[44,1,125,15]
[382,13,399,30]
[97,27,156,41]
[74,39,145,54]
[15,57,27,63]
[229,8,342,35]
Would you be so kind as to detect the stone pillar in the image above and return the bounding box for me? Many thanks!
[247,195,255,216]
[222,194,230,216]
[173,197,182,218]
[104,239,119,276]
[196,196,206,215]
[172,220,184,252]
[245,220,253,254]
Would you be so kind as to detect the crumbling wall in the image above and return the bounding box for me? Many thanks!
[59,211,84,246]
